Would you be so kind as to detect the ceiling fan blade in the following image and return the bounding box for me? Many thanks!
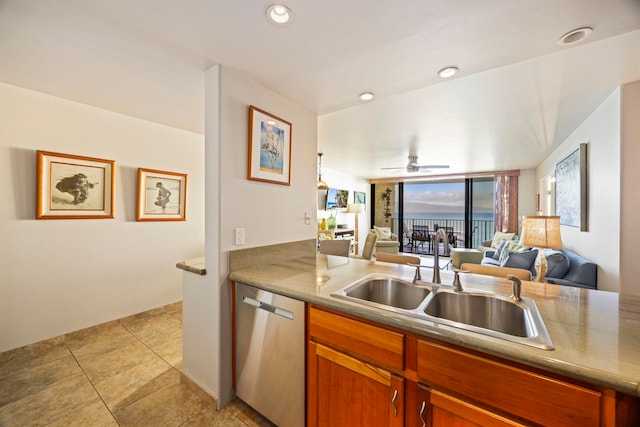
[380,166,406,170]
[417,165,450,169]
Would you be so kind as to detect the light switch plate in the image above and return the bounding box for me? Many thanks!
[234,228,245,245]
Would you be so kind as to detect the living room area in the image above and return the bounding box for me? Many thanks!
[317,79,640,295]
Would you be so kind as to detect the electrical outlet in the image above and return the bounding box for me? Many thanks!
[234,228,245,245]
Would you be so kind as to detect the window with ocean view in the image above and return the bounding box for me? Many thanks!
[401,178,495,251]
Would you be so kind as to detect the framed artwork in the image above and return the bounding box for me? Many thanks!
[136,168,187,221]
[326,188,349,209]
[36,150,115,219]
[555,143,588,231]
[248,105,292,185]
[354,191,366,204]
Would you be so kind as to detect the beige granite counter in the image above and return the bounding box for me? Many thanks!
[176,257,206,275]
[228,253,640,398]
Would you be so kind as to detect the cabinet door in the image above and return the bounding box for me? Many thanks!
[417,339,601,426]
[430,390,526,427]
[415,383,431,427]
[308,341,404,427]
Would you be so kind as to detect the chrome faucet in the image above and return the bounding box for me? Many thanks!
[507,274,523,302]
[411,264,425,283]
[452,269,464,292]
[431,228,449,284]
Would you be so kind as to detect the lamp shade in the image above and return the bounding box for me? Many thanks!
[346,203,365,214]
[520,216,563,249]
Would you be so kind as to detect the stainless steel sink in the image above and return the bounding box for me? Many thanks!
[423,290,554,350]
[331,275,554,350]
[332,276,430,311]
[424,291,530,337]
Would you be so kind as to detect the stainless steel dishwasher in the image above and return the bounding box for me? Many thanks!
[235,283,305,427]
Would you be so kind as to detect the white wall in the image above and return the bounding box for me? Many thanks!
[183,66,318,407]
[536,88,621,292]
[620,81,640,295]
[0,82,205,352]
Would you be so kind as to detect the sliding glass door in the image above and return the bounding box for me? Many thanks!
[469,178,495,248]
[398,178,494,253]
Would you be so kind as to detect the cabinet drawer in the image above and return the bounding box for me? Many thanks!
[308,306,404,371]
[417,340,601,426]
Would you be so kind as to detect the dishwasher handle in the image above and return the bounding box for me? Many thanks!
[242,296,295,320]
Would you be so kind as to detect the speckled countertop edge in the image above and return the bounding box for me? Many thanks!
[176,257,206,275]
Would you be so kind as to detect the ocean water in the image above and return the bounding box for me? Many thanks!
[404,212,494,221]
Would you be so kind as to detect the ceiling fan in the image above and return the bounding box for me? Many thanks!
[381,155,450,173]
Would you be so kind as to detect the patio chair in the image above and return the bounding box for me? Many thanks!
[402,222,412,247]
[411,225,432,252]
[434,225,457,248]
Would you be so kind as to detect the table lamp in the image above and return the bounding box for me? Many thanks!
[346,203,365,253]
[519,216,563,282]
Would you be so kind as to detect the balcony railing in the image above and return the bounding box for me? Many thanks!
[391,217,495,255]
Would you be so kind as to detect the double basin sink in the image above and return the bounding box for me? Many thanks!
[331,275,554,350]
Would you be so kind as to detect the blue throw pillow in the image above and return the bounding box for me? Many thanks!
[502,249,538,272]
[492,239,509,260]
[545,249,570,278]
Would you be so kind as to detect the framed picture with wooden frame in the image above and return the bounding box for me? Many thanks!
[36,150,115,219]
[247,105,292,185]
[136,168,187,221]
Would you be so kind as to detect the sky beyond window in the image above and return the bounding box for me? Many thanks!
[404,181,494,214]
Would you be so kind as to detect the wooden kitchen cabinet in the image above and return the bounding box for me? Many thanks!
[308,341,404,426]
[417,339,602,426]
[307,306,405,427]
[307,305,640,426]
[429,389,526,426]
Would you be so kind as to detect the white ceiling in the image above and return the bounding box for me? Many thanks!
[1,0,640,179]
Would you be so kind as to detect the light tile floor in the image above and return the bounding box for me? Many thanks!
[0,302,274,426]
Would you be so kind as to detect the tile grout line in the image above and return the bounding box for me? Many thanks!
[118,314,214,426]
[62,334,121,426]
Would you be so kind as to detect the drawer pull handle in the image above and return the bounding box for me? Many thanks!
[391,389,398,416]
[419,401,427,427]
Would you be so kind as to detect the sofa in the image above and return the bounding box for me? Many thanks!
[481,245,597,290]
[477,231,517,255]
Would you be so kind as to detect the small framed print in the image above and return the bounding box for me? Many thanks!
[248,105,292,185]
[136,168,187,221]
[36,150,115,219]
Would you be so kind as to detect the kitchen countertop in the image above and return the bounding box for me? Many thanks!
[228,254,640,398]
[176,257,206,275]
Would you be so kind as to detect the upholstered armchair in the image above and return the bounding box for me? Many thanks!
[370,227,400,255]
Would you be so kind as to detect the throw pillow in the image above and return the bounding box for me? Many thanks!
[491,239,509,260]
[373,226,392,240]
[491,231,515,248]
[502,249,538,272]
[545,249,570,279]
[498,241,530,264]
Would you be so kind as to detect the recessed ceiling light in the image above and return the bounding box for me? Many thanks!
[266,5,293,25]
[558,27,593,45]
[438,66,458,79]
[359,92,375,101]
